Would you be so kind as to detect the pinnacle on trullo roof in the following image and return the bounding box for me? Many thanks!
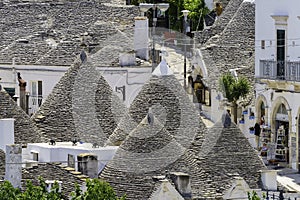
[108,62,207,149]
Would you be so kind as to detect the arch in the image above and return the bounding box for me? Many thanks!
[296,107,300,170]
[192,49,208,78]
[255,94,268,124]
[270,96,292,143]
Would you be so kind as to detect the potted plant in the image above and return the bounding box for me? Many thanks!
[239,115,245,124]
[249,112,255,120]
[249,126,255,134]
[243,109,248,115]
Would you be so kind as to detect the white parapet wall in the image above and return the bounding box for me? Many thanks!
[24,142,118,174]
[134,16,149,60]
[0,119,15,153]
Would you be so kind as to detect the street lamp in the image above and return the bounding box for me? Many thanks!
[181,10,190,90]
[139,3,169,72]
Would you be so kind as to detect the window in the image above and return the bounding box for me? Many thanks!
[271,15,288,80]
[261,40,265,49]
[30,81,43,106]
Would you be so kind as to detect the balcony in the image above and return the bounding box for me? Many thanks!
[259,60,300,81]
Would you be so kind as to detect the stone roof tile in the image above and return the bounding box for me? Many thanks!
[32,60,127,146]
[100,113,205,199]
[195,0,243,44]
[0,2,138,66]
[110,70,207,149]
[0,149,5,180]
[200,1,255,91]
[193,111,266,198]
[22,163,84,198]
[0,90,41,144]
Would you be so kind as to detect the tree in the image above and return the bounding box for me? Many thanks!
[0,180,21,200]
[0,178,62,200]
[70,178,126,200]
[131,0,209,32]
[183,0,209,31]
[0,178,124,200]
[219,73,251,123]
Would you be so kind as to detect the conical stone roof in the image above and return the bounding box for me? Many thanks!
[195,0,244,44]
[32,59,127,146]
[100,113,204,199]
[0,90,41,144]
[193,112,266,198]
[108,62,207,149]
[200,0,255,90]
[107,114,186,173]
[22,163,84,198]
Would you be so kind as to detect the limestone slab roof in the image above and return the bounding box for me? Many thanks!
[22,163,84,198]
[199,1,255,93]
[192,112,266,198]
[0,1,138,66]
[100,113,206,199]
[195,0,243,45]
[32,60,128,146]
[107,65,207,148]
[0,90,41,144]
[0,149,5,180]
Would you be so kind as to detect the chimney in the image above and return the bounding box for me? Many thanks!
[77,153,98,178]
[17,72,27,111]
[0,119,15,153]
[170,172,191,199]
[260,170,277,191]
[5,144,22,188]
[134,16,149,60]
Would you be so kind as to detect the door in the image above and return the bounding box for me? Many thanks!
[277,29,285,79]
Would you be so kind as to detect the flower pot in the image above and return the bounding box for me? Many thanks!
[243,110,248,115]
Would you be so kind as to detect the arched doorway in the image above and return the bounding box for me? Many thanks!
[192,75,211,106]
[274,103,289,163]
[255,95,268,125]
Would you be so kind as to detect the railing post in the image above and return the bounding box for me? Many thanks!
[279,190,284,200]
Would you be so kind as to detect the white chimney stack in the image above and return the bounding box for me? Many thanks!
[0,119,15,153]
[260,170,277,191]
[134,16,149,60]
[5,144,22,188]
[170,172,192,199]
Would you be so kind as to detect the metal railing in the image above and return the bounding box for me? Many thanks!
[259,60,300,81]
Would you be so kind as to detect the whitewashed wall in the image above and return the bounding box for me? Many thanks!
[0,65,152,110]
[0,119,15,153]
[24,143,118,173]
[255,0,300,77]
